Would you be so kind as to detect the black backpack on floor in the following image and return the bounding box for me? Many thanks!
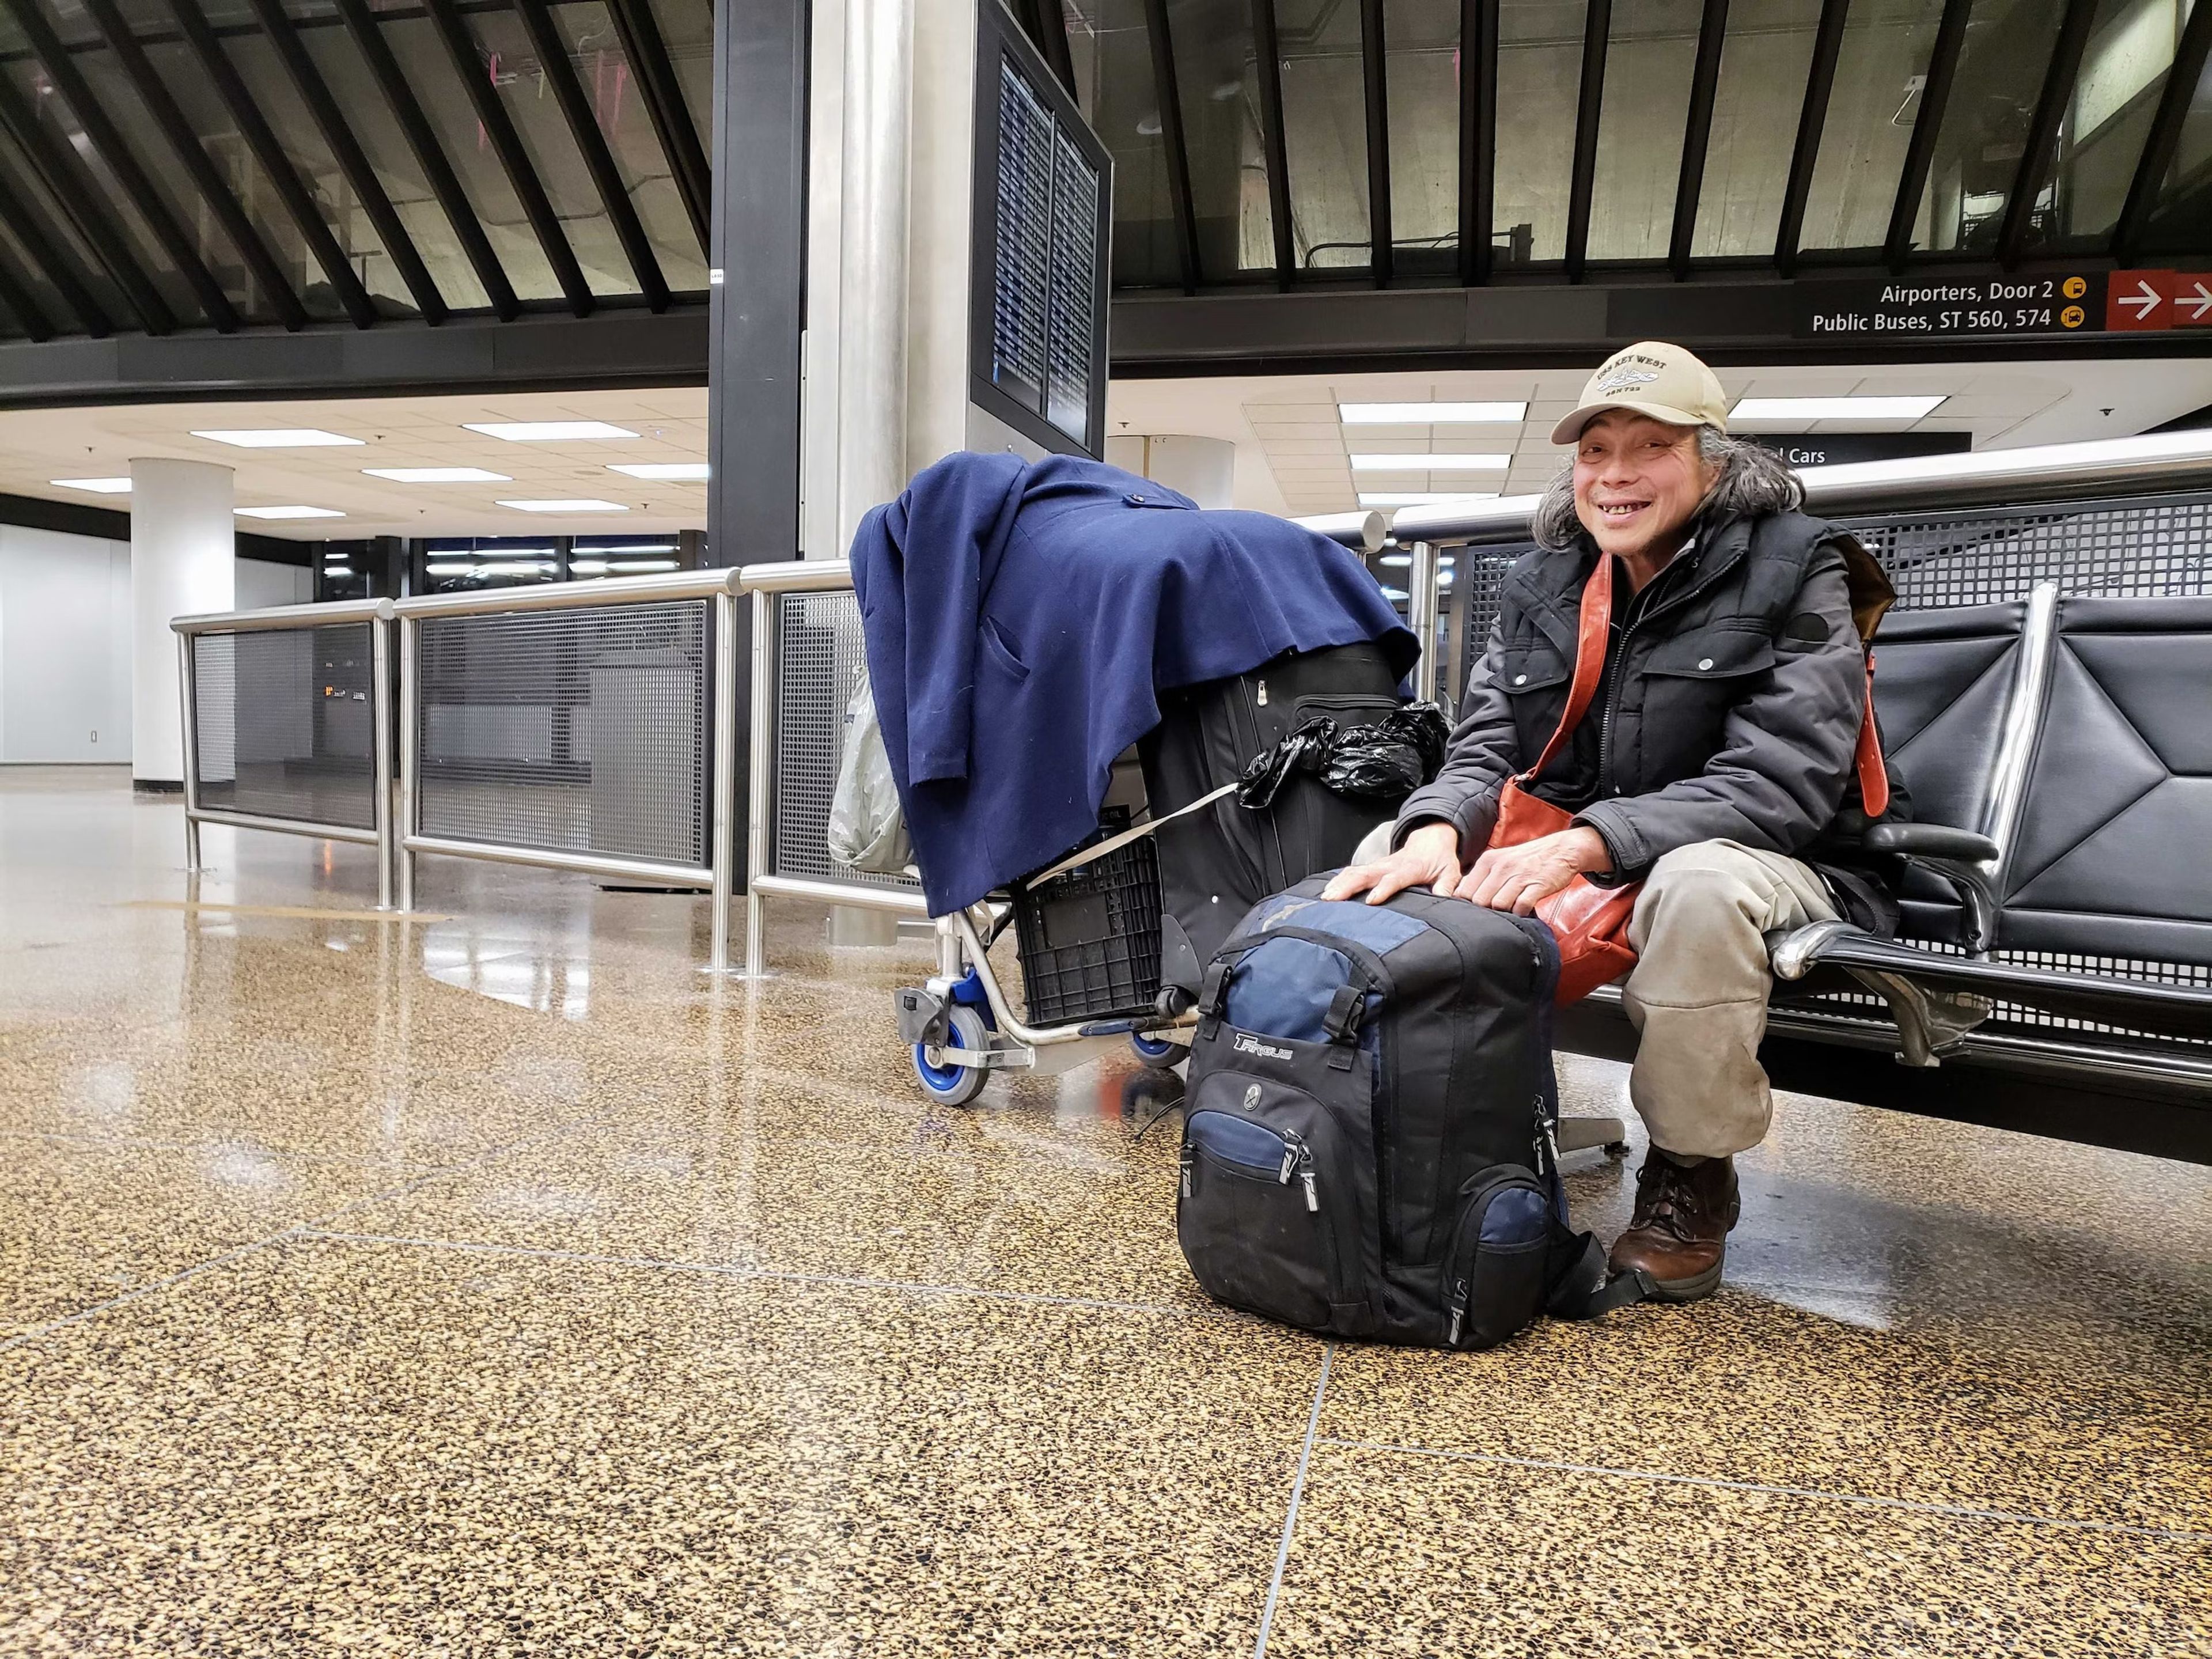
[1140,642,1405,998]
[1175,877,1647,1348]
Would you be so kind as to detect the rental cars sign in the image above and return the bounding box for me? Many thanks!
[1793,272,2212,339]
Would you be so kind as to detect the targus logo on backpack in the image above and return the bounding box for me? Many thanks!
[1233,1036,1290,1064]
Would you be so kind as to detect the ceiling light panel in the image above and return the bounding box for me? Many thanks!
[1339,402,1528,425]
[236,505,345,520]
[51,476,132,493]
[363,467,513,483]
[192,428,365,448]
[1358,491,1502,507]
[607,462,709,480]
[1729,396,1947,421]
[1347,453,1511,471]
[497,498,630,513]
[465,421,641,442]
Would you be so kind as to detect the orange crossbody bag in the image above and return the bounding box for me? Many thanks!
[1488,554,1891,1006]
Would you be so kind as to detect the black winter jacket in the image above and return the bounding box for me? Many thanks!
[1395,510,1902,902]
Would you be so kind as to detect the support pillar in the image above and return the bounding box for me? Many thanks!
[130,457,233,793]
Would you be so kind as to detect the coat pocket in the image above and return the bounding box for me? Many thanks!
[1438,1165,1555,1350]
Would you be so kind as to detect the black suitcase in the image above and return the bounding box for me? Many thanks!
[1138,641,1404,1000]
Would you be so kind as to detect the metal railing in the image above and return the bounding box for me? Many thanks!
[172,597,398,907]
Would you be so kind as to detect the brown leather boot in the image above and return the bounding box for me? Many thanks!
[1608,1152,1740,1302]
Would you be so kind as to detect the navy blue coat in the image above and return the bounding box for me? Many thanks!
[850,450,1416,915]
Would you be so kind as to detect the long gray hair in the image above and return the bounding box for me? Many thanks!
[1530,426,1805,550]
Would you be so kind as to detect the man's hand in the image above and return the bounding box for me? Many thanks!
[1453,826,1612,914]
[1321,821,1461,905]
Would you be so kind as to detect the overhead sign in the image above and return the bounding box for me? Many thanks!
[1794,275,2104,339]
[2104,270,2212,332]
[1747,433,1972,468]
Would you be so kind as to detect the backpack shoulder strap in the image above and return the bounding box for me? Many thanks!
[1518,552,1613,786]
[1546,1228,1658,1320]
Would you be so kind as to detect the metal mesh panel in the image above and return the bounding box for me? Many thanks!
[771,589,921,892]
[191,624,377,830]
[415,602,709,867]
[1839,494,2212,610]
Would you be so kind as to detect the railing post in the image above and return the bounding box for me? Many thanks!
[708,584,740,971]
[397,614,419,914]
[744,585,774,978]
[371,613,396,911]
[176,630,201,874]
[1406,540,1441,703]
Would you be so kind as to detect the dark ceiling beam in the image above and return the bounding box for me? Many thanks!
[1773,0,1849,276]
[1668,0,1729,279]
[0,74,172,332]
[1883,0,1972,270]
[243,0,448,323]
[159,0,382,327]
[422,0,592,315]
[1009,0,1077,98]
[1358,0,1392,285]
[1995,0,2099,267]
[1139,0,1200,293]
[332,0,520,321]
[0,241,52,340]
[1457,0,1498,286]
[77,0,309,331]
[603,0,710,256]
[2111,0,2212,259]
[0,162,108,334]
[508,0,670,310]
[1250,0,1296,287]
[1562,0,1611,282]
[3,0,238,331]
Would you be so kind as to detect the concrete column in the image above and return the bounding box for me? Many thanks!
[130,457,233,791]
[1102,434,1236,509]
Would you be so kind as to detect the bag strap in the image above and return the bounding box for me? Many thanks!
[1546,1230,1658,1321]
[1854,649,1891,818]
[1515,552,1614,789]
[1026,781,1238,888]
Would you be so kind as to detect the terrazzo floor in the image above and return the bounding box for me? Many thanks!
[2,766,2206,1657]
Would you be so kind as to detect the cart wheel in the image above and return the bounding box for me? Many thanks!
[1129,1031,1184,1070]
[913,1006,991,1107]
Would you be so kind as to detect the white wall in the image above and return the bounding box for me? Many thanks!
[0,524,310,764]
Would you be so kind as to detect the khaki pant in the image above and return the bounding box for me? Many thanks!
[1348,828,1834,1160]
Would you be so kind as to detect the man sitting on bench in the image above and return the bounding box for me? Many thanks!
[1325,341,1900,1304]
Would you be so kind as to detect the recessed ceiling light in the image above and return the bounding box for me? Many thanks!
[1348,453,1511,471]
[236,505,346,520]
[465,421,641,442]
[607,463,709,480]
[1340,402,1528,425]
[363,467,513,483]
[1730,395,1947,421]
[192,428,365,448]
[51,476,132,493]
[497,498,630,513]
[1358,491,1502,507]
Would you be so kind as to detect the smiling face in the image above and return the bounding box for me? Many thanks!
[1571,411,1718,562]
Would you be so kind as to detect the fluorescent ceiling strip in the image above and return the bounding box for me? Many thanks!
[236,505,344,520]
[363,467,513,483]
[192,428,364,448]
[51,476,132,493]
[1359,491,1501,507]
[497,499,630,513]
[607,463,709,480]
[1730,395,1947,421]
[1349,453,1511,471]
[465,421,641,442]
[1340,402,1528,425]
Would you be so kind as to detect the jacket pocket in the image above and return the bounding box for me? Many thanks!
[980,615,1030,681]
[1642,627,1775,680]
[1438,1165,1554,1350]
[1497,641,1572,695]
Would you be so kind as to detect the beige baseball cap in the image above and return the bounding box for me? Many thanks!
[1551,341,1729,444]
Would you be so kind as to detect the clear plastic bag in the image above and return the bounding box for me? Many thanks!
[1235,702,1453,810]
[827,669,914,874]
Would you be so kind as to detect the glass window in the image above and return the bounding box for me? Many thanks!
[1493,0,1586,264]
[0,131,126,325]
[378,16,568,303]
[548,1,709,291]
[1384,0,1460,272]
[2049,0,2199,250]
[1690,0,1825,257]
[1068,0,1184,287]
[1584,0,1700,260]
[291,11,494,310]
[2145,31,2211,247]
[0,209,72,332]
[138,38,354,320]
[1796,0,1949,252]
[1908,0,2066,256]
[461,6,643,297]
[1277,0,1370,269]
[1163,0,1275,276]
[643,0,712,162]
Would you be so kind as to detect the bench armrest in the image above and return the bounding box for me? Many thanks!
[1863,823,1998,862]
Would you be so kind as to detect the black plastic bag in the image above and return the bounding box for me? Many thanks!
[1236,702,1452,811]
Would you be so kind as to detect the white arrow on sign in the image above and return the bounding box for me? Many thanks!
[2181,281,2212,323]
[2119,278,2162,320]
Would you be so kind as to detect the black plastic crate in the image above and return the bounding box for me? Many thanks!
[1010,808,1164,1027]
